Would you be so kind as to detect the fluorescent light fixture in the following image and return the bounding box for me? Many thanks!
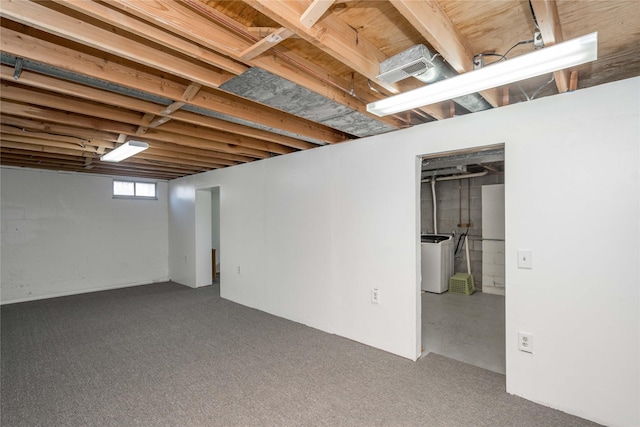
[100,140,149,162]
[367,32,598,116]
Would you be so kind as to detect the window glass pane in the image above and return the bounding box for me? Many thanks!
[113,180,134,196]
[135,182,156,198]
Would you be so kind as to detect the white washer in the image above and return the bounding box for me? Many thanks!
[421,234,455,293]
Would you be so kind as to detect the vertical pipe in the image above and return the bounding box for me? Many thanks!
[465,235,472,274]
[431,179,438,234]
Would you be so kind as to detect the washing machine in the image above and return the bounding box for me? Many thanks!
[421,234,455,293]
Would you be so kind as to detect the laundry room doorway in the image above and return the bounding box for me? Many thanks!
[418,145,506,374]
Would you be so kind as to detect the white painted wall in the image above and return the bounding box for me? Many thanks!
[211,186,221,271]
[1,168,169,303]
[168,77,639,426]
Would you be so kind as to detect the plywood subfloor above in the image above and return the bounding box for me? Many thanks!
[1,0,638,179]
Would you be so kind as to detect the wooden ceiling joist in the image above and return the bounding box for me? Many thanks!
[300,0,335,29]
[0,0,636,179]
[0,101,270,162]
[240,27,294,60]
[243,0,446,120]
[0,26,348,144]
[389,0,500,107]
[529,0,570,93]
[0,116,119,143]
[106,0,404,129]
[0,0,228,87]
[52,0,248,76]
[0,64,309,152]
[0,88,280,159]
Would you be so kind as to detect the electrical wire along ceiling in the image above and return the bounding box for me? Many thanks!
[0,0,638,179]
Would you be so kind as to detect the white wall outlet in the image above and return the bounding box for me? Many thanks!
[517,249,533,269]
[518,331,533,353]
[237,266,241,274]
[371,288,380,304]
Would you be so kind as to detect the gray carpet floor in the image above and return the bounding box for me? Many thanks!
[1,282,598,426]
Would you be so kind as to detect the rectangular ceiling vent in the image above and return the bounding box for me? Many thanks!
[377,44,435,84]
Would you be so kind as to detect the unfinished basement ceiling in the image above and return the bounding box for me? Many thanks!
[0,1,638,179]
[220,68,396,137]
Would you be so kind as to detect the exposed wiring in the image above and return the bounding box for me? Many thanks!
[455,227,469,257]
[502,39,534,60]
[529,0,540,30]
[473,39,534,68]
[516,74,556,102]
[516,83,531,101]
[530,74,556,99]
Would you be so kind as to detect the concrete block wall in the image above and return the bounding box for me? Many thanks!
[420,173,505,290]
[482,240,506,294]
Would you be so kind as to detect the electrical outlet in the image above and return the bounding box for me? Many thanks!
[371,288,380,304]
[518,331,533,353]
[237,266,241,274]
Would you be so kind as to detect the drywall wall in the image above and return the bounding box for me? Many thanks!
[168,77,639,426]
[1,168,169,303]
[211,186,221,272]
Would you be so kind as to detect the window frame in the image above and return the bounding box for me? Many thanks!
[112,179,158,200]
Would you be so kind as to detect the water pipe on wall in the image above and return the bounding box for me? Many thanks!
[431,179,438,234]
[422,170,489,234]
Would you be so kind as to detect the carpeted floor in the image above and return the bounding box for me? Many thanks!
[1,282,598,426]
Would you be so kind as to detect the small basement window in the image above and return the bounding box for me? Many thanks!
[113,180,157,199]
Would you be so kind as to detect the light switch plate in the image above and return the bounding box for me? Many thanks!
[517,249,533,269]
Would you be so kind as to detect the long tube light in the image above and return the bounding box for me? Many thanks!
[367,32,598,117]
[100,140,149,162]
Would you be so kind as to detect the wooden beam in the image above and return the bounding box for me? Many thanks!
[0,82,297,155]
[0,26,348,144]
[243,0,445,119]
[389,0,500,107]
[53,0,247,76]
[149,116,172,128]
[108,0,403,128]
[300,0,335,28]
[0,137,92,156]
[0,64,309,151]
[1,83,148,126]
[529,0,570,93]
[0,100,270,160]
[181,83,203,102]
[159,102,186,116]
[501,87,510,107]
[0,115,119,143]
[0,0,226,87]
[240,27,295,60]
[0,134,109,155]
[1,124,94,146]
[569,70,579,91]
[140,113,156,126]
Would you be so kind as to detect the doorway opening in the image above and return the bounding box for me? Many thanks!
[210,187,221,285]
[418,145,505,374]
[194,186,221,288]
